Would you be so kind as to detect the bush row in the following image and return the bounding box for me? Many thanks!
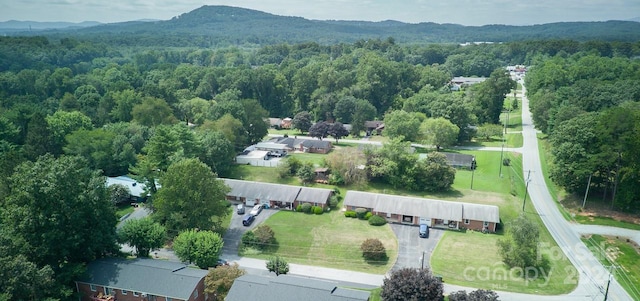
[344,209,388,226]
[296,203,324,215]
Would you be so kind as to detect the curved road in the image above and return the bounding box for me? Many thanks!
[519,83,632,301]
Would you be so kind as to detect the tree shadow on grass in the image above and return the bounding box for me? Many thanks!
[364,254,389,266]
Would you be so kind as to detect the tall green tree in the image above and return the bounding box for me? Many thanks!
[383,110,423,142]
[118,217,166,257]
[153,158,230,235]
[132,97,178,127]
[173,229,224,269]
[196,130,235,177]
[420,117,460,151]
[1,155,118,298]
[497,215,548,274]
[470,69,515,124]
[292,111,312,134]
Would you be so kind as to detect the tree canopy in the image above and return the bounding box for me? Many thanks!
[153,158,230,235]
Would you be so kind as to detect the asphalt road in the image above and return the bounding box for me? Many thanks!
[390,224,443,271]
[519,83,632,301]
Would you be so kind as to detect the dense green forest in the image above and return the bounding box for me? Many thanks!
[7,6,640,46]
[1,18,640,299]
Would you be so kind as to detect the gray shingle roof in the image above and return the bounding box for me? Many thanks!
[77,258,207,300]
[226,274,370,301]
[224,179,301,203]
[222,179,333,205]
[297,187,333,205]
[462,202,500,223]
[344,191,499,223]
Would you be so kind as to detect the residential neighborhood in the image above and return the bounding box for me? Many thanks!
[2,10,639,301]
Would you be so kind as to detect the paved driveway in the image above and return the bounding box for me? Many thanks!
[222,207,279,257]
[390,223,443,271]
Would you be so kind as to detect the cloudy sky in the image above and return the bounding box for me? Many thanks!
[0,0,638,26]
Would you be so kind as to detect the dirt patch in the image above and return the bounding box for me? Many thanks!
[561,194,640,224]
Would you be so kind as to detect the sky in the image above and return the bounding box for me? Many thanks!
[0,0,639,26]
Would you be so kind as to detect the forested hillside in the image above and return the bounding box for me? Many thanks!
[6,5,640,46]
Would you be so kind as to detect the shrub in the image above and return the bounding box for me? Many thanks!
[328,195,339,209]
[300,203,312,213]
[328,174,344,185]
[368,215,387,226]
[253,225,275,249]
[313,206,323,215]
[355,208,368,219]
[364,212,373,220]
[241,231,258,248]
[360,238,387,261]
[296,204,303,212]
[344,210,356,218]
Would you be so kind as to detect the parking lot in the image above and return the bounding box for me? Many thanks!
[390,223,443,271]
[221,206,279,256]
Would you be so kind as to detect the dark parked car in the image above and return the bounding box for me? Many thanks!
[419,224,429,238]
[242,214,255,226]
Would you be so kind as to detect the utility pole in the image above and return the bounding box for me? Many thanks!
[470,158,476,190]
[582,173,593,208]
[523,170,531,211]
[603,265,612,301]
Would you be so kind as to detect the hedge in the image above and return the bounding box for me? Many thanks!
[344,210,357,218]
[368,215,387,226]
[313,206,323,215]
[355,208,368,219]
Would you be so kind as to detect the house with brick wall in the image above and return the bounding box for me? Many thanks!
[75,258,208,301]
[344,190,499,232]
[222,178,333,210]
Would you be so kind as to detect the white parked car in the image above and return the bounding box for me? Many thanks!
[250,204,263,216]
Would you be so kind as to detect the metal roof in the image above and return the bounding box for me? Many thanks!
[344,190,499,222]
[106,176,146,197]
[76,258,207,300]
[226,274,370,301]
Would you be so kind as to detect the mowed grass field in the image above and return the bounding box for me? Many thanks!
[240,209,398,274]
[431,230,575,295]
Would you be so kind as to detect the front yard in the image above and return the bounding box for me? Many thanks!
[240,209,398,274]
[431,230,575,295]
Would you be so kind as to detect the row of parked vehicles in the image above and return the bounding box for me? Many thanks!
[237,203,264,226]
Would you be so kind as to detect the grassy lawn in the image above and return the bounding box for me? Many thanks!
[581,235,640,300]
[431,230,575,295]
[241,209,398,274]
[289,152,326,166]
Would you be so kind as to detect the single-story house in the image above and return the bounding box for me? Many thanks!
[106,176,148,202]
[222,178,333,209]
[267,118,283,129]
[343,190,499,232]
[226,274,370,301]
[254,142,289,156]
[450,76,487,86]
[268,137,333,154]
[364,121,384,136]
[75,258,208,301]
[418,152,476,170]
[281,117,293,129]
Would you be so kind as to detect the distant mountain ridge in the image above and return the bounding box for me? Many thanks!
[0,20,101,30]
[6,6,640,45]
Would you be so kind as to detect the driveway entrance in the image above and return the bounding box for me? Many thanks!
[390,223,443,271]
